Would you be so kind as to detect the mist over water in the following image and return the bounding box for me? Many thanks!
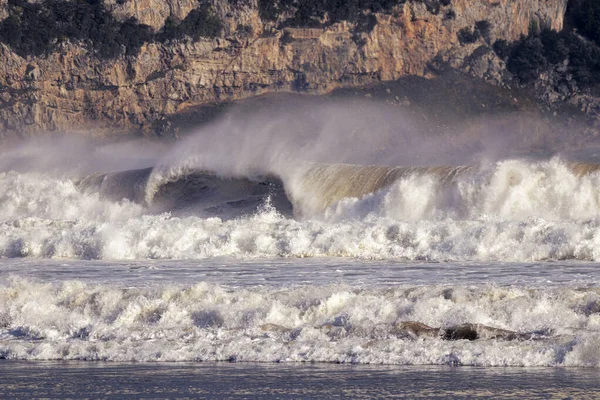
[0,98,600,261]
[0,136,167,176]
[150,97,540,180]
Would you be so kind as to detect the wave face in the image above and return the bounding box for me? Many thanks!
[287,160,600,220]
[78,167,292,218]
[3,158,600,261]
[286,163,474,216]
[1,278,599,366]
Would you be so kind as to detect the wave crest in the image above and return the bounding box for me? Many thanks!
[4,158,600,261]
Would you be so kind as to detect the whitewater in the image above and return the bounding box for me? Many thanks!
[2,102,600,370]
[3,158,600,261]
[1,154,600,367]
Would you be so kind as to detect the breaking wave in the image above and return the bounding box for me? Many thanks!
[1,278,599,366]
[3,158,600,260]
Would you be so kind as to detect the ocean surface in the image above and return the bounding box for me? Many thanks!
[2,133,600,396]
[2,361,600,398]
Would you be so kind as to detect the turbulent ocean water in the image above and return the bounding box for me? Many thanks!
[2,105,600,396]
[2,152,600,368]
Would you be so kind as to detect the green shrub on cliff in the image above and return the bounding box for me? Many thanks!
[257,0,454,27]
[492,39,511,60]
[457,20,492,46]
[457,27,479,45]
[0,0,155,58]
[563,31,600,86]
[0,0,222,58]
[539,28,569,64]
[498,27,600,87]
[157,4,223,42]
[258,0,409,28]
[490,0,600,89]
[506,35,547,83]
[568,0,600,46]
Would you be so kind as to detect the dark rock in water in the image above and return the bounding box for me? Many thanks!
[443,324,480,341]
[396,321,538,341]
[394,321,441,339]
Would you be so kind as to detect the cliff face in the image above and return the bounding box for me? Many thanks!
[0,0,568,137]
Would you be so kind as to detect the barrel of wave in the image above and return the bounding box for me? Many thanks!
[75,167,153,204]
[74,160,600,219]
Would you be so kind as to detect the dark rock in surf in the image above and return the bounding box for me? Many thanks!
[396,321,539,341]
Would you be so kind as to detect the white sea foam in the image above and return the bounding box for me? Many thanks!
[0,160,600,261]
[3,159,600,261]
[301,158,600,220]
[0,278,599,365]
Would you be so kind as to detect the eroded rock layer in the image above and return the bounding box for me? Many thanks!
[0,0,568,137]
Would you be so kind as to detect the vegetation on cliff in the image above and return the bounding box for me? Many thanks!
[489,0,600,91]
[0,0,455,58]
[0,0,222,58]
[259,0,451,29]
[494,28,598,87]
[0,0,152,57]
[457,20,492,45]
[567,0,600,46]
[156,5,223,42]
[0,0,590,137]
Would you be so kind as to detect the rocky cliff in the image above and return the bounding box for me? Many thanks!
[0,0,569,138]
